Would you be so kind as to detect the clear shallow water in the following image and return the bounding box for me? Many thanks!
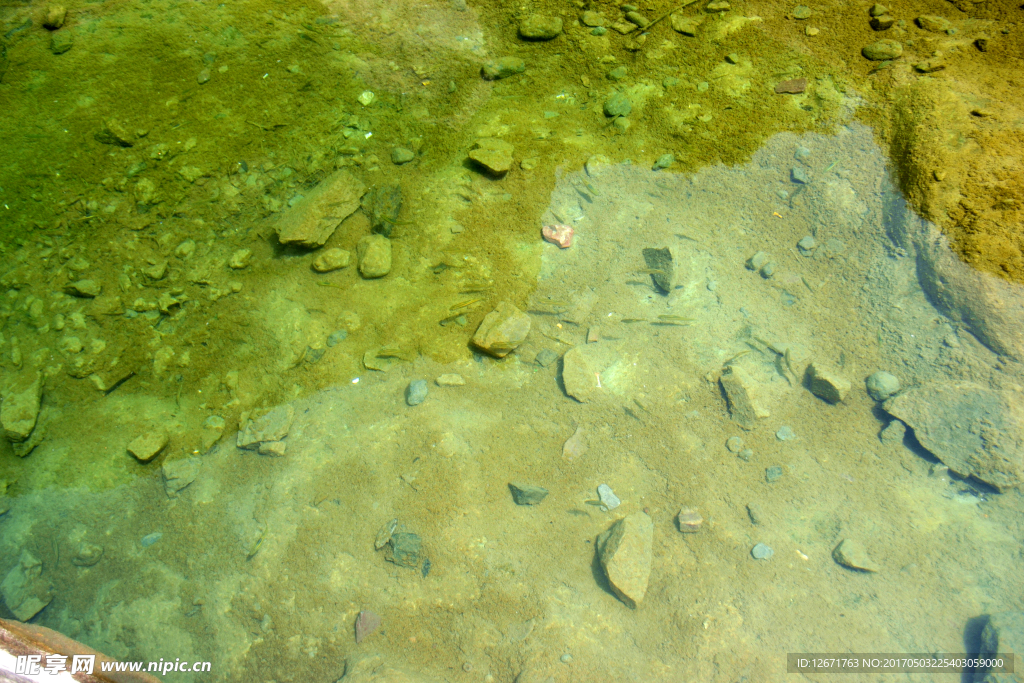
[0,0,1022,681]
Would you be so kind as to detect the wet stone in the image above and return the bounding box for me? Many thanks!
[797,235,817,254]
[776,426,796,441]
[519,14,563,40]
[642,246,674,293]
[676,508,703,533]
[869,3,888,16]
[535,349,558,367]
[385,531,421,568]
[277,170,366,248]
[127,430,168,462]
[1,371,43,443]
[765,466,784,483]
[603,92,632,118]
[866,371,900,401]
[862,39,903,60]
[720,365,768,430]
[597,483,621,510]
[162,457,200,497]
[915,15,951,32]
[607,65,628,81]
[43,5,67,29]
[625,11,649,27]
[751,543,773,560]
[1,551,53,621]
[362,184,403,237]
[793,5,811,19]
[357,234,392,278]
[237,405,294,450]
[597,512,653,608]
[509,483,549,505]
[355,610,381,644]
[726,436,744,453]
[326,330,348,347]
[65,279,101,298]
[870,15,895,30]
[582,10,606,26]
[312,247,350,273]
[738,448,754,462]
[405,379,428,406]
[653,153,675,170]
[746,251,770,271]
[791,167,810,184]
[746,502,763,525]
[706,0,730,11]
[879,419,906,446]
[435,374,465,386]
[471,302,531,358]
[482,56,526,80]
[808,362,851,404]
[833,539,880,572]
[670,13,703,36]
[391,147,415,165]
[468,138,514,175]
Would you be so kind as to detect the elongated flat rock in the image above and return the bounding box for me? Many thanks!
[1,371,42,442]
[884,382,1023,491]
[597,512,653,608]
[277,170,366,247]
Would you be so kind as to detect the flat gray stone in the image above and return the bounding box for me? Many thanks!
[391,147,415,165]
[642,247,674,293]
[884,382,1024,491]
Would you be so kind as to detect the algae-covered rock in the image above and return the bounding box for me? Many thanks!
[471,302,530,357]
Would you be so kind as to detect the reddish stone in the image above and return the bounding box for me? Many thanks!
[542,224,574,248]
[774,78,807,94]
[355,610,381,643]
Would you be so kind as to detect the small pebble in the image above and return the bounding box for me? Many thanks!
[765,465,784,483]
[535,349,559,367]
[406,379,428,406]
[793,5,811,19]
[560,654,573,664]
[726,436,744,453]
[797,235,817,254]
[791,167,810,184]
[326,330,348,347]
[738,448,754,462]
[794,146,811,160]
[725,52,740,64]
[746,502,763,525]
[751,543,773,560]
[776,425,796,441]
[805,26,819,36]
[436,373,466,386]
[676,508,703,533]
[391,147,415,165]
[760,262,776,279]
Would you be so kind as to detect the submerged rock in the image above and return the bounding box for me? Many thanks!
[519,14,563,40]
[562,344,619,403]
[808,363,851,404]
[1,551,54,621]
[862,39,903,60]
[509,483,549,505]
[471,302,531,357]
[597,512,653,608]
[237,405,295,450]
[1,371,42,443]
[883,382,1024,491]
[481,56,525,81]
[720,366,768,430]
[277,170,366,248]
[357,234,392,278]
[312,247,350,273]
[832,539,880,572]
[127,430,168,463]
[468,138,514,175]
